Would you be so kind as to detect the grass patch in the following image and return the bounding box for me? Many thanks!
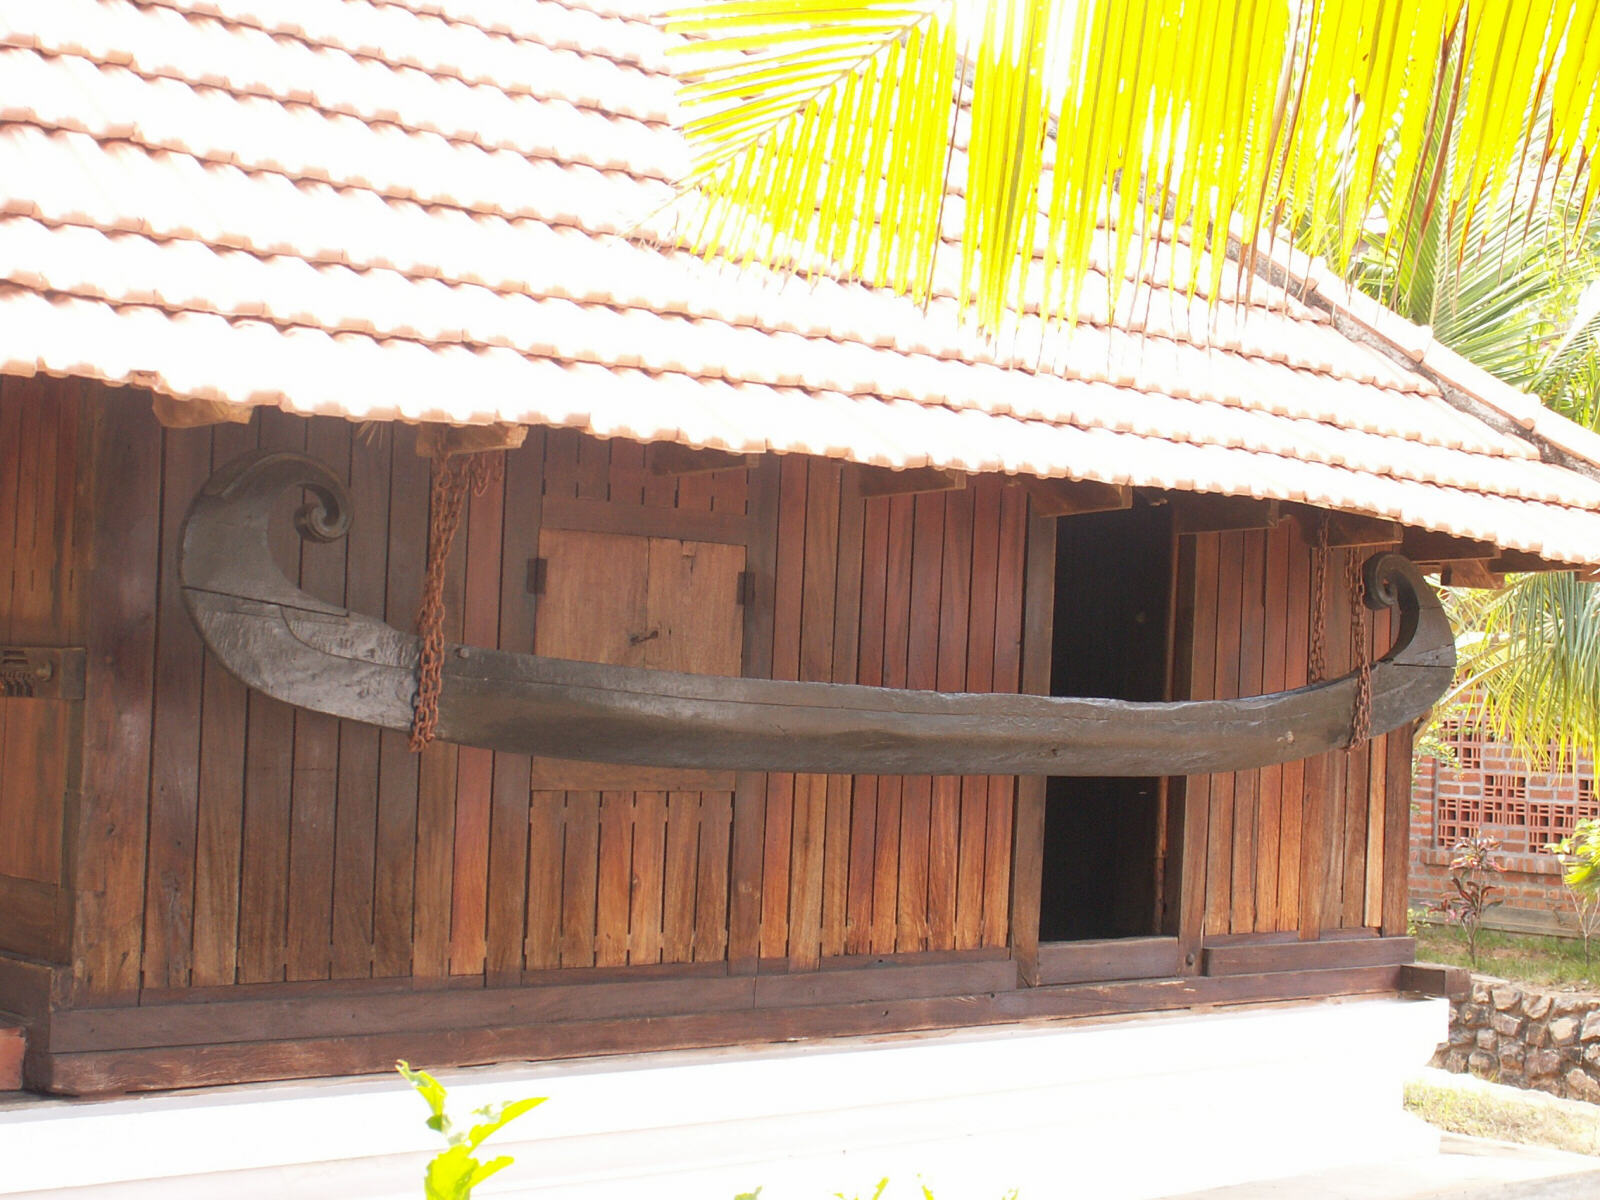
[1405,1078,1600,1157]
[1415,923,1600,991]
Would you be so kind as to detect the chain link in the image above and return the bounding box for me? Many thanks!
[1347,547,1373,752]
[1308,514,1330,685]
[410,450,503,752]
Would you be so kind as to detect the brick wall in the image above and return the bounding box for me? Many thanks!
[1409,723,1596,932]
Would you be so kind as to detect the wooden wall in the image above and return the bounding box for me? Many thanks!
[1172,518,1412,952]
[51,392,1034,1003]
[0,377,83,965]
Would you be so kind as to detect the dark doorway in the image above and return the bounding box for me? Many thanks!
[1039,502,1172,942]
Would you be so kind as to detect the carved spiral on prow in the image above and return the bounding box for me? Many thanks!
[1362,552,1407,612]
[294,482,351,543]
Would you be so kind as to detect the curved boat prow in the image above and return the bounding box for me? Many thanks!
[181,451,1456,778]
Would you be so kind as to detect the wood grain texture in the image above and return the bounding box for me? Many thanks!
[141,424,213,989]
[39,964,1407,1095]
[286,418,349,981]
[74,388,163,1002]
[372,426,428,978]
[191,419,258,987]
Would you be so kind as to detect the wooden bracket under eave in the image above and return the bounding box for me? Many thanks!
[855,465,967,497]
[646,443,759,476]
[1400,528,1497,563]
[1440,559,1504,589]
[414,422,528,457]
[1021,476,1133,517]
[150,394,255,428]
[1174,493,1280,535]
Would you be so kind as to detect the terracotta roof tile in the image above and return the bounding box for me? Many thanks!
[2,0,1599,563]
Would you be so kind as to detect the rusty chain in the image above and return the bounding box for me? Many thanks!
[1308,513,1330,685]
[1347,547,1373,752]
[409,449,502,752]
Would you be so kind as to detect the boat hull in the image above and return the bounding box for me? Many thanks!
[181,452,1456,778]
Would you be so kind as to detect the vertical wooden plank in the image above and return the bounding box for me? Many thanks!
[760,456,808,960]
[1254,521,1290,934]
[1322,548,1354,930]
[630,791,666,964]
[984,484,1028,950]
[786,772,828,969]
[236,408,306,985]
[821,469,863,959]
[595,790,633,967]
[1205,531,1244,936]
[870,494,915,954]
[541,428,581,500]
[1277,519,1311,932]
[661,791,698,963]
[448,456,506,976]
[373,427,429,978]
[521,793,566,972]
[330,423,393,979]
[0,385,22,839]
[728,456,779,975]
[896,491,945,952]
[674,469,715,513]
[410,446,467,980]
[0,380,71,886]
[1341,550,1372,929]
[488,431,543,984]
[1007,504,1054,981]
[607,439,646,508]
[927,486,972,950]
[956,479,1000,951]
[1381,718,1416,936]
[559,793,599,968]
[709,466,748,516]
[137,423,210,989]
[285,419,350,981]
[1177,533,1218,969]
[524,791,564,970]
[1229,531,1265,933]
[788,460,840,967]
[191,419,257,987]
[1363,606,1393,927]
[845,492,890,954]
[73,388,162,1001]
[695,791,733,962]
[575,433,609,501]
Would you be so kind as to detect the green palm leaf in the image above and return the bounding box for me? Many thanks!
[666,0,1600,329]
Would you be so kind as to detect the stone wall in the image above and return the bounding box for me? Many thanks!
[1434,978,1600,1103]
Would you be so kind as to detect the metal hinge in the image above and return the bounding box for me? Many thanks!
[0,647,87,700]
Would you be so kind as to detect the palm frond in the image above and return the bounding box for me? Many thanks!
[666,0,1600,328]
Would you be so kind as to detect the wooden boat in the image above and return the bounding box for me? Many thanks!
[180,451,1455,777]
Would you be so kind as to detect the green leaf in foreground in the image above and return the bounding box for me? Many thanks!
[398,1060,546,1199]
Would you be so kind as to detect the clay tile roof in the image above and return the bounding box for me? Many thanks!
[2,0,1600,563]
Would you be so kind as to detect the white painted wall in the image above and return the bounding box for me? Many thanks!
[0,996,1446,1200]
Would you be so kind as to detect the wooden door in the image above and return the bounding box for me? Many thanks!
[527,528,744,969]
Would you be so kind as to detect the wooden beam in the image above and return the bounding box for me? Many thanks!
[1400,528,1496,563]
[1021,477,1132,518]
[1202,935,1413,976]
[150,394,254,428]
[1490,549,1587,575]
[645,443,758,476]
[414,422,527,457]
[855,465,966,498]
[1324,513,1402,548]
[1440,559,1503,589]
[1173,494,1279,535]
